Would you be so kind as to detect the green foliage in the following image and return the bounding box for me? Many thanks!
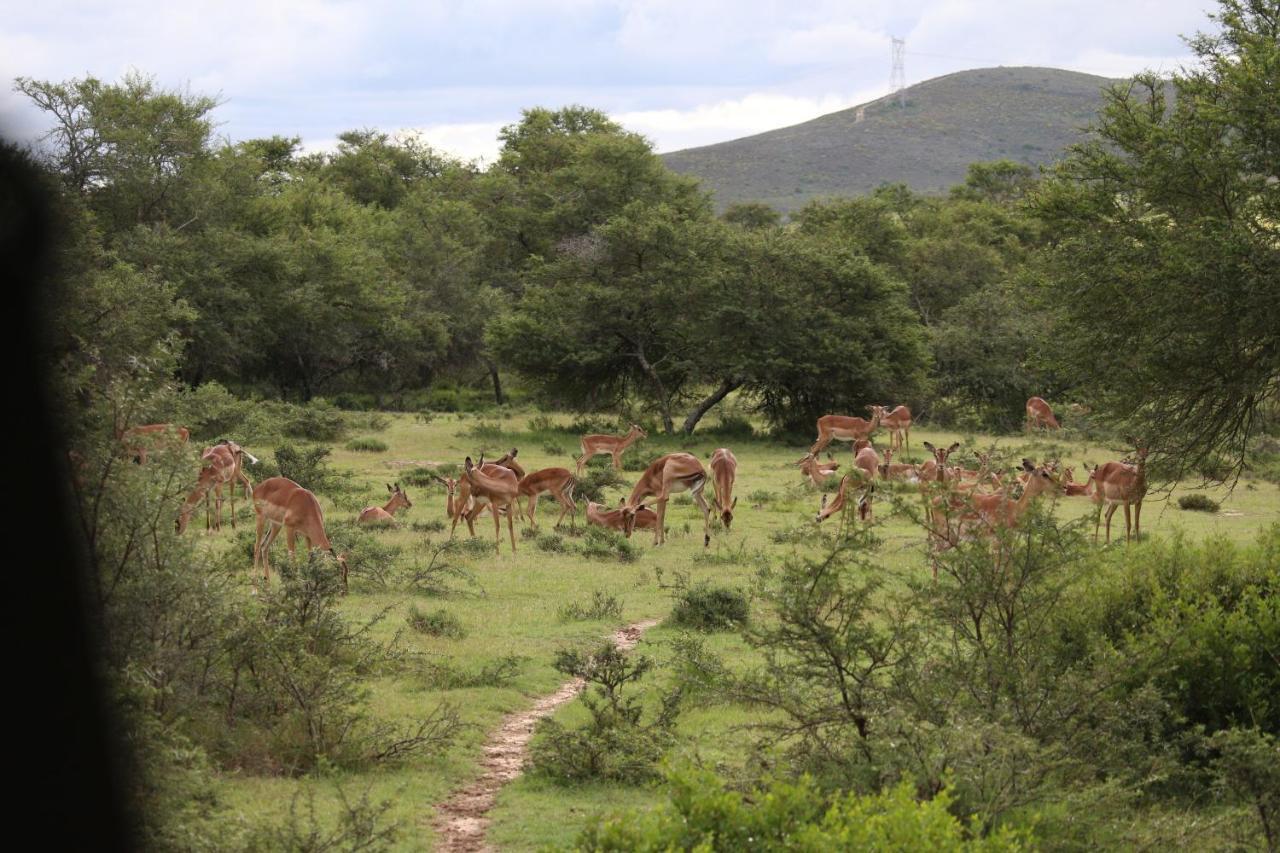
[669,583,749,632]
[240,783,400,851]
[721,201,781,229]
[269,445,338,493]
[406,606,466,639]
[579,770,1030,851]
[344,436,388,452]
[558,591,624,622]
[1034,0,1280,479]
[577,525,639,563]
[422,655,523,689]
[1178,493,1221,512]
[531,644,682,784]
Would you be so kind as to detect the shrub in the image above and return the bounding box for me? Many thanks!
[536,532,568,553]
[406,606,466,639]
[422,655,523,689]
[411,519,446,534]
[282,399,347,441]
[577,770,1030,851]
[542,442,566,456]
[530,644,681,784]
[578,526,639,563]
[559,591,624,622]
[670,583,749,632]
[269,445,337,492]
[713,414,755,437]
[345,411,391,432]
[344,437,388,452]
[574,465,627,503]
[528,414,558,432]
[1178,493,1220,512]
[401,467,438,488]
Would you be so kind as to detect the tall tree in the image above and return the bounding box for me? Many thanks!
[1034,0,1280,477]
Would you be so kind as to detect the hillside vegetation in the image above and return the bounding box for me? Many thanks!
[662,66,1114,211]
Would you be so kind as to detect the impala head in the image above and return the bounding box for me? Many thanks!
[923,441,961,480]
[857,482,874,521]
[433,475,458,496]
[853,438,872,453]
[879,447,894,477]
[711,496,738,531]
[618,503,639,537]
[1020,458,1064,497]
[815,493,828,523]
[629,423,647,439]
[386,482,412,512]
[330,548,350,594]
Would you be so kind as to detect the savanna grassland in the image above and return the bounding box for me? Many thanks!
[198,408,1279,850]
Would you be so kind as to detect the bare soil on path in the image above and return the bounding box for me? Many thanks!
[430,618,662,852]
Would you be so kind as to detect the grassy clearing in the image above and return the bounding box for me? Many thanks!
[211,410,1280,850]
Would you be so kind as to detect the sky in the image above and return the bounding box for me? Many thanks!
[0,1,1215,164]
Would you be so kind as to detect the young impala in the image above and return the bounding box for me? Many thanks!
[619,452,712,547]
[709,447,738,531]
[586,500,658,535]
[1089,442,1149,543]
[357,483,412,525]
[518,467,578,529]
[576,424,646,475]
[1025,397,1060,431]
[461,455,521,553]
[252,476,350,592]
[809,408,881,455]
[815,473,874,524]
[796,452,840,489]
[177,443,239,534]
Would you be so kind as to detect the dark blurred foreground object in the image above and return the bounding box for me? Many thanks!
[3,142,137,847]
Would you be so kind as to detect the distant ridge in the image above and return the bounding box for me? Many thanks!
[661,66,1115,212]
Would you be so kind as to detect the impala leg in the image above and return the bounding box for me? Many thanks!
[690,482,712,548]
[228,484,236,530]
[492,504,502,553]
[1104,504,1118,543]
[527,494,539,529]
[260,522,282,582]
[1124,503,1132,543]
[612,451,622,471]
[654,497,668,546]
[507,505,517,553]
[286,527,297,561]
[1134,500,1143,541]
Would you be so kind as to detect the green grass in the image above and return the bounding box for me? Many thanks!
[209,410,1280,850]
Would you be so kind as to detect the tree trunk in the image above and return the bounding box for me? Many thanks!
[632,346,675,434]
[484,358,505,406]
[681,377,743,435]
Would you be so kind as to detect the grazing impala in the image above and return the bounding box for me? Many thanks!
[518,467,578,529]
[576,424,646,475]
[586,500,658,535]
[871,405,913,453]
[1025,397,1060,431]
[177,444,239,534]
[119,423,190,464]
[358,483,412,525]
[796,453,840,489]
[214,439,258,500]
[252,476,350,592]
[1089,443,1149,543]
[815,473,874,524]
[709,448,738,531]
[851,439,880,485]
[619,452,712,547]
[810,408,880,455]
[462,455,521,553]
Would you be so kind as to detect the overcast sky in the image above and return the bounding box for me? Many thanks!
[1,1,1215,164]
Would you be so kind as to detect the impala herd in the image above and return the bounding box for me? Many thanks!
[104,394,1155,592]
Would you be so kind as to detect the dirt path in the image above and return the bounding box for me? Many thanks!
[430,618,662,852]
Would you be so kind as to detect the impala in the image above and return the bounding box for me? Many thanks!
[851,439,880,484]
[119,423,190,464]
[919,441,961,483]
[1061,465,1094,498]
[709,448,738,531]
[1089,443,1149,543]
[493,448,526,479]
[518,467,577,529]
[358,483,412,525]
[815,473,874,524]
[877,448,920,483]
[1025,397,1060,431]
[619,452,712,547]
[177,443,238,534]
[796,452,840,489]
[214,438,258,499]
[810,408,880,455]
[446,459,519,537]
[576,424,646,475]
[462,455,521,553]
[586,500,658,535]
[252,476,350,592]
[871,405,913,453]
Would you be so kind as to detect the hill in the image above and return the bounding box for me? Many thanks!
[661,67,1115,212]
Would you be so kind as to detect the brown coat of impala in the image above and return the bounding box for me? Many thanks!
[586,500,658,534]
[518,467,578,529]
[1089,445,1148,543]
[213,438,257,499]
[119,422,191,464]
[877,448,920,483]
[1025,397,1060,430]
[620,452,712,547]
[871,405,913,453]
[178,444,239,534]
[358,483,412,525]
[576,424,646,475]
[809,408,881,455]
[796,452,840,489]
[462,455,521,553]
[815,473,874,524]
[709,447,738,531]
[448,461,520,536]
[252,476,349,592]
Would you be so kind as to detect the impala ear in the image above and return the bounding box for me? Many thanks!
[510,448,518,457]
[1021,459,1035,472]
[947,442,961,453]
[923,441,936,453]
[387,483,393,491]
[820,494,828,509]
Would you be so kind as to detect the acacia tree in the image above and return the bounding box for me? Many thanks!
[1034,0,1279,478]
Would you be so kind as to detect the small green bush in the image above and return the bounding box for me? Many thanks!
[559,591,624,622]
[406,606,466,638]
[671,583,749,632]
[401,467,438,488]
[1178,493,1220,512]
[411,519,446,534]
[269,445,337,492]
[578,526,639,563]
[712,414,755,437]
[345,437,388,453]
[422,655,523,689]
[574,465,627,504]
[345,411,391,432]
[536,532,568,553]
[282,400,347,441]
